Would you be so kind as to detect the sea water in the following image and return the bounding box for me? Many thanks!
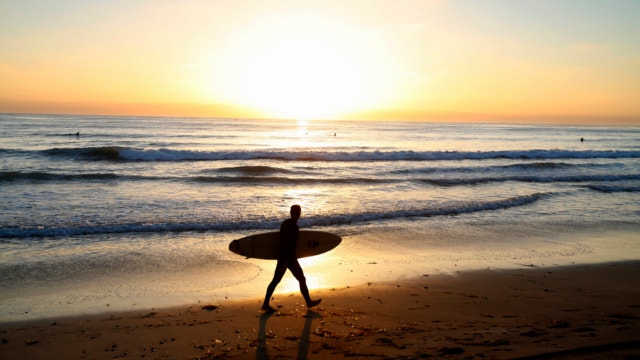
[1,114,639,320]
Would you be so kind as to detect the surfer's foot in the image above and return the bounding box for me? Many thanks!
[261,304,276,312]
[306,299,322,308]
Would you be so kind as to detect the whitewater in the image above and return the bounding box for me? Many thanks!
[1,114,639,321]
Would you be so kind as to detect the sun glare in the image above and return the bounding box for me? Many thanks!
[203,11,394,120]
[239,33,363,120]
[278,256,331,293]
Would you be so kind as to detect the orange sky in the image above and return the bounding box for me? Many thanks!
[1,0,639,125]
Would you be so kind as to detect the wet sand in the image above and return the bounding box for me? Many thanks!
[2,261,639,359]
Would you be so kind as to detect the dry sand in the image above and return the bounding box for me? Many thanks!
[1,261,639,359]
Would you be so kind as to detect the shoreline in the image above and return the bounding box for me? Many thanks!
[2,260,639,359]
[4,222,638,324]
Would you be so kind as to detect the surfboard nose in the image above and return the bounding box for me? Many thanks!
[229,240,241,252]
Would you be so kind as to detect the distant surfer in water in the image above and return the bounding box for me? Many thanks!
[262,205,322,311]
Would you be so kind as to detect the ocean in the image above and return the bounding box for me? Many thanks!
[1,113,639,321]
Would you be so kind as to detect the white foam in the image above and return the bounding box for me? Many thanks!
[117,148,640,162]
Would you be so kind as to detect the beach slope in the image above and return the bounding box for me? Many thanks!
[2,261,639,359]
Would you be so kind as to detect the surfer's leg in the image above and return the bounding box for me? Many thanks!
[289,261,321,308]
[262,261,287,311]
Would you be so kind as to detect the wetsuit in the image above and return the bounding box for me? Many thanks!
[263,218,312,305]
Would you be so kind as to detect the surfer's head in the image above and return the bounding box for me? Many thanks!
[290,205,301,219]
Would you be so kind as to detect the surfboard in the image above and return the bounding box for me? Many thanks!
[228,230,342,260]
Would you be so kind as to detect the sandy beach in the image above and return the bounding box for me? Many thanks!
[2,261,639,359]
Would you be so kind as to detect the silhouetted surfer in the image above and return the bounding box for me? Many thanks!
[262,205,321,311]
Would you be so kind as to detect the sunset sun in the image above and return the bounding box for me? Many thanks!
[201,11,395,120]
[239,33,366,120]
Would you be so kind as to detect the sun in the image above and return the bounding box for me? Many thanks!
[202,11,394,120]
[238,31,367,120]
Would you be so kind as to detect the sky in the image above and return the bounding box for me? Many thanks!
[1,0,639,124]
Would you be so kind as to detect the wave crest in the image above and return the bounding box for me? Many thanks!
[0,193,547,239]
[40,147,640,162]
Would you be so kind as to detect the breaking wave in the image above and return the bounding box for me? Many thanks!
[0,193,546,239]
[37,147,640,162]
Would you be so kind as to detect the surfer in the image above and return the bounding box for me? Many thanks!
[262,205,322,311]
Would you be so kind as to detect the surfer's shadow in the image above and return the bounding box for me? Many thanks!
[257,310,321,360]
